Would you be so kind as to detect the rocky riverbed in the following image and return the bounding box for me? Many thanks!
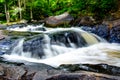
[0,60,120,80]
[0,22,120,80]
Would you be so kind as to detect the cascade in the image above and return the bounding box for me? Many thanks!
[1,25,120,67]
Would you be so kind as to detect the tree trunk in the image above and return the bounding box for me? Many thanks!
[23,0,26,9]
[4,0,10,23]
[30,7,33,20]
[18,0,22,20]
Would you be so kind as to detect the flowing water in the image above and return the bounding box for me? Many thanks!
[2,24,120,67]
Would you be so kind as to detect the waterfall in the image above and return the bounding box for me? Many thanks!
[5,27,105,58]
[2,27,120,67]
[8,27,104,59]
[11,38,24,55]
[43,34,53,58]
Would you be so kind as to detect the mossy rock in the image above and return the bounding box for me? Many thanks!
[2,30,41,37]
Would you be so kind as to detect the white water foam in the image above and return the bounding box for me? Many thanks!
[2,43,120,67]
[7,23,45,32]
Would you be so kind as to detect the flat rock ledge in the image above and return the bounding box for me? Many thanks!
[0,62,119,80]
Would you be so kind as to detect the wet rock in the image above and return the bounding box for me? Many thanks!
[23,35,45,58]
[23,30,88,58]
[7,23,27,29]
[45,12,74,27]
[109,26,120,43]
[81,25,109,40]
[59,64,120,76]
[23,63,54,72]
[81,26,96,33]
[32,69,64,80]
[49,30,87,47]
[21,63,62,80]
[95,25,109,39]
[0,30,6,40]
[0,61,120,80]
[46,72,120,80]
[0,39,17,55]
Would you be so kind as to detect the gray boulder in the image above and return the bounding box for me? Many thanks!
[45,12,74,27]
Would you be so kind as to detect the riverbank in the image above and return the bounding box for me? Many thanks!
[0,60,119,80]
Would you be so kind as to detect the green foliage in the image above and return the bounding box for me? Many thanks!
[0,0,4,3]
[88,0,118,20]
[0,0,119,22]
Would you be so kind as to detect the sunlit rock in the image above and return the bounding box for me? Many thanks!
[45,12,74,27]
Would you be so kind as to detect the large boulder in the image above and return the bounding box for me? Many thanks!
[45,12,74,27]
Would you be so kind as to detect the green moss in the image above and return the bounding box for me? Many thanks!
[2,30,40,37]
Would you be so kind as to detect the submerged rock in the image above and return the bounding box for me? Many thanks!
[45,12,74,27]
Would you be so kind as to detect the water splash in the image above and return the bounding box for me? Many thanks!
[2,43,120,67]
